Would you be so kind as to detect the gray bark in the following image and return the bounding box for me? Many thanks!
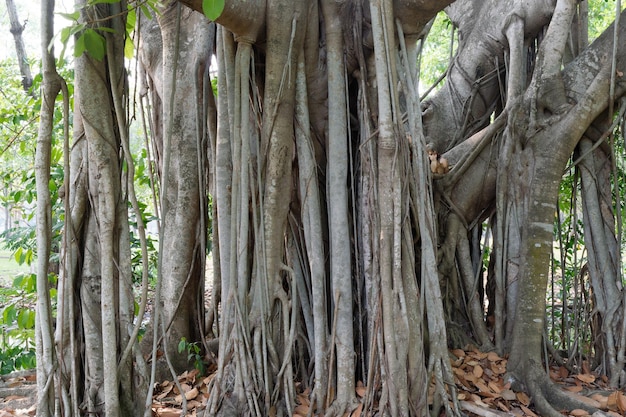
[5,0,33,91]
[34,0,61,415]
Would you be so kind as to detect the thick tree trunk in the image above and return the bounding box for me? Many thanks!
[156,2,213,371]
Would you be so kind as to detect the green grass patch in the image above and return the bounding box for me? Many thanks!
[0,245,30,288]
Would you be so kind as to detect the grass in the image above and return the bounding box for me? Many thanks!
[0,246,30,288]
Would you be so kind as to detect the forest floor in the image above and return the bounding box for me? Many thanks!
[3,346,623,417]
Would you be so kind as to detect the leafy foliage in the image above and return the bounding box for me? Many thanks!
[0,273,56,374]
[178,337,206,376]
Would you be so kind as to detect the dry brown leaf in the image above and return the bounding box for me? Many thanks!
[488,380,502,394]
[519,404,538,417]
[617,391,626,413]
[187,399,203,408]
[516,391,530,406]
[297,394,310,407]
[559,366,569,379]
[154,407,181,417]
[500,389,516,401]
[495,401,510,412]
[457,393,468,400]
[157,384,174,400]
[470,393,482,403]
[474,380,496,397]
[355,386,366,398]
[464,372,477,384]
[185,387,199,401]
[294,404,309,415]
[491,363,507,375]
[575,374,595,384]
[590,393,608,409]
[202,374,215,386]
[569,409,590,417]
[565,385,583,393]
[486,351,501,362]
[607,391,619,411]
[3,396,27,402]
[451,348,466,358]
[473,365,484,379]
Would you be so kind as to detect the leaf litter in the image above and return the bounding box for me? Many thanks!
[1,347,625,416]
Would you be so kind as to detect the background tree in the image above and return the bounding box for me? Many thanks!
[5,0,33,91]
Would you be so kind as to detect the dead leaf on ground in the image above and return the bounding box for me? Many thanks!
[575,374,595,384]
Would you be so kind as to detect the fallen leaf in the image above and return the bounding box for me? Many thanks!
[473,365,484,379]
[474,380,496,397]
[569,409,589,417]
[565,385,583,393]
[575,374,595,384]
[355,386,366,398]
[617,391,626,413]
[607,391,619,411]
[495,401,510,412]
[4,395,27,401]
[154,407,181,417]
[451,349,466,358]
[294,404,309,415]
[500,389,516,401]
[516,391,530,406]
[520,404,538,417]
[185,387,199,401]
[488,380,502,394]
[590,393,608,409]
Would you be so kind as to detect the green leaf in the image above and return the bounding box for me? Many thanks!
[14,247,23,265]
[75,29,106,60]
[124,36,135,59]
[202,0,225,21]
[74,33,87,57]
[178,338,187,353]
[126,8,137,33]
[58,11,80,22]
[2,305,17,325]
[83,29,106,60]
[140,4,152,20]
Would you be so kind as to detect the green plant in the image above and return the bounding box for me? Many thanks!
[0,273,57,374]
[178,337,206,376]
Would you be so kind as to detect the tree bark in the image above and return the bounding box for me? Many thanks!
[5,0,33,91]
[35,0,61,414]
